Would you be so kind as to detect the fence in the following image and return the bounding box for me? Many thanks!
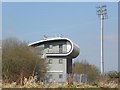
[38,73,88,84]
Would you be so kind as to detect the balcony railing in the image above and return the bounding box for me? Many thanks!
[46,50,67,54]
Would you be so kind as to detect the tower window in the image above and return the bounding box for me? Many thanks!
[44,44,49,49]
[49,74,52,79]
[59,44,63,53]
[59,74,63,79]
[49,45,53,49]
[59,59,63,64]
[48,59,52,64]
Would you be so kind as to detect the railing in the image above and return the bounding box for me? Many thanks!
[45,50,67,54]
[39,73,88,84]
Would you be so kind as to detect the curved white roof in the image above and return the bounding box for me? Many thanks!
[28,37,80,58]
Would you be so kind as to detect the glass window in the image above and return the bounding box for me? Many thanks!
[49,74,52,78]
[48,59,52,64]
[59,59,63,64]
[44,44,49,49]
[59,74,63,79]
[49,45,53,49]
[59,44,63,53]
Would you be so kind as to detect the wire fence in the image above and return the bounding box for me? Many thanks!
[38,73,88,84]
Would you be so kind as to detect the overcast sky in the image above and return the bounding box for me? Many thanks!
[2,2,118,72]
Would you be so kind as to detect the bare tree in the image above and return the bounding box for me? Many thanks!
[73,60,100,83]
[2,38,47,84]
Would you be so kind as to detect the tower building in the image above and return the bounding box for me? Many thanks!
[28,37,80,83]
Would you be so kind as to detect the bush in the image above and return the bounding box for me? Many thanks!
[73,60,100,83]
[2,38,47,83]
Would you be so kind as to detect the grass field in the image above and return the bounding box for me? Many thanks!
[1,81,118,88]
[1,75,119,88]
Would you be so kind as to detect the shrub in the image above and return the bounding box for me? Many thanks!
[2,38,47,83]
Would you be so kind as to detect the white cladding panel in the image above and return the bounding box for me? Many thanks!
[67,41,71,52]
[47,58,66,73]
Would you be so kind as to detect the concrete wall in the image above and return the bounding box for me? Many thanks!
[46,58,67,83]
[47,58,66,72]
[46,72,67,83]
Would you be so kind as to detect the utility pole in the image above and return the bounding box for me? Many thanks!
[96,5,108,74]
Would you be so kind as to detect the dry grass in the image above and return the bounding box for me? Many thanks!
[1,76,118,88]
[2,82,98,88]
